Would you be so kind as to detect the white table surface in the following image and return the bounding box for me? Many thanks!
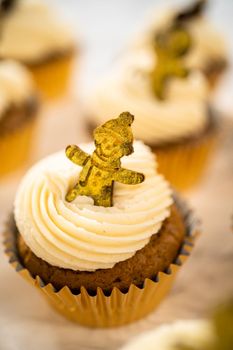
[0,1,233,349]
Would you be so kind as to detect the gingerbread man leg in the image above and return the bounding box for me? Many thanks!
[91,185,113,207]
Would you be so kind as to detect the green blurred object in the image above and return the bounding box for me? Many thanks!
[65,112,144,207]
[212,299,233,350]
[174,300,233,350]
[152,24,191,100]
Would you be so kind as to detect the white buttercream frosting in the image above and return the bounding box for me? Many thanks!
[0,60,35,116]
[121,320,215,350]
[131,7,227,71]
[14,141,173,271]
[0,0,74,63]
[88,53,209,145]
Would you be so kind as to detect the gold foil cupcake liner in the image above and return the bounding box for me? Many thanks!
[153,124,218,191]
[29,51,75,100]
[205,64,228,91]
[4,196,199,328]
[0,120,37,177]
[207,71,222,91]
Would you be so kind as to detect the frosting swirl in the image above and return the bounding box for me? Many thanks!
[0,59,35,116]
[88,53,209,145]
[0,0,74,63]
[14,141,173,271]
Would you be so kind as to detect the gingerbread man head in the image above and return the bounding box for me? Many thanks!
[94,112,134,161]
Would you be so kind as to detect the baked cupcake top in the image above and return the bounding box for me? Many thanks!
[0,59,35,117]
[131,1,227,73]
[14,126,173,271]
[88,53,209,145]
[0,0,74,64]
[121,320,214,350]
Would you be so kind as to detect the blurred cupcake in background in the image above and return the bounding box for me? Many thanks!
[121,299,233,350]
[0,60,39,177]
[130,0,228,90]
[4,113,199,327]
[0,0,76,100]
[87,39,219,190]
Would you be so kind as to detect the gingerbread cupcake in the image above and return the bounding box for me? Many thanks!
[130,0,227,90]
[0,0,76,99]
[4,112,199,327]
[87,39,218,191]
[0,59,39,177]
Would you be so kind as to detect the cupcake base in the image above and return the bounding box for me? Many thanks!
[151,113,219,191]
[203,59,228,90]
[4,196,199,327]
[0,98,39,177]
[0,120,36,177]
[28,49,75,100]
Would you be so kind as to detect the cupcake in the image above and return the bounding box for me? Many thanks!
[122,300,233,350]
[130,0,228,90]
[4,112,199,327]
[87,52,218,190]
[0,59,39,177]
[0,0,76,99]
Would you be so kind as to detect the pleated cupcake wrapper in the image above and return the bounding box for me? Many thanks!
[153,125,218,191]
[29,52,75,100]
[206,68,227,91]
[0,120,37,177]
[3,196,199,328]
[207,72,222,91]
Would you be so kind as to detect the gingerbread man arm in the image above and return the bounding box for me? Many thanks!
[113,168,145,185]
[65,145,90,166]
[170,62,189,78]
